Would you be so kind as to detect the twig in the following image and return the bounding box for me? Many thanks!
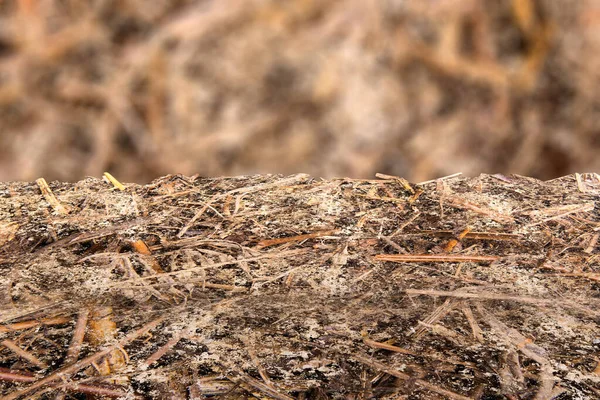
[257,229,339,249]
[446,197,514,224]
[584,233,599,254]
[55,382,139,399]
[64,310,89,365]
[55,310,89,400]
[0,369,137,399]
[242,338,273,388]
[416,173,463,185]
[375,254,499,263]
[1,339,47,369]
[234,373,295,400]
[0,316,70,333]
[0,368,36,383]
[575,173,585,193]
[395,230,523,241]
[405,288,559,306]
[523,202,595,228]
[413,298,456,339]
[144,335,181,367]
[361,334,418,356]
[352,353,473,400]
[461,304,484,343]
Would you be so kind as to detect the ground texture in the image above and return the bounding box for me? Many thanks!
[0,173,599,399]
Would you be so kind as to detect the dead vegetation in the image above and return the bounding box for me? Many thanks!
[1,0,600,182]
[0,172,599,399]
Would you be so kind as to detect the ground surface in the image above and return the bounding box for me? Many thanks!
[0,173,599,399]
[2,0,600,182]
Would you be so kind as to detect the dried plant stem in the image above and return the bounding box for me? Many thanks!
[0,316,70,333]
[1,339,47,369]
[234,373,295,400]
[36,178,69,215]
[143,335,182,367]
[257,229,339,249]
[54,310,90,400]
[352,353,473,400]
[375,254,499,263]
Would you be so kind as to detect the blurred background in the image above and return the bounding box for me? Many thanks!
[0,0,599,183]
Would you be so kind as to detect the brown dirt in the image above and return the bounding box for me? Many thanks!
[0,173,599,399]
[1,0,600,183]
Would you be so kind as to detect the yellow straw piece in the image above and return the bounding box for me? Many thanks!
[103,172,125,191]
[36,178,69,214]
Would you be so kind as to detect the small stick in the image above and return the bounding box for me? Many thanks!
[416,172,463,185]
[461,303,484,343]
[406,289,600,316]
[360,332,477,368]
[2,316,165,400]
[361,333,418,356]
[55,382,140,399]
[394,230,523,241]
[0,316,70,333]
[593,360,600,376]
[103,172,125,191]
[36,178,69,215]
[375,254,499,263]
[177,194,220,237]
[241,338,273,388]
[575,173,585,193]
[523,202,595,228]
[546,272,600,282]
[584,233,600,254]
[235,373,295,400]
[446,197,514,224]
[405,289,554,305]
[352,354,472,400]
[144,335,181,367]
[222,194,233,216]
[0,368,36,383]
[1,339,47,369]
[257,229,339,249]
[55,310,89,400]
[64,310,89,365]
[389,212,421,238]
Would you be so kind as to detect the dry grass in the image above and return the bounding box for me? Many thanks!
[0,172,599,398]
[1,0,600,183]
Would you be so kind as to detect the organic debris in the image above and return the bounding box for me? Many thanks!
[0,173,600,399]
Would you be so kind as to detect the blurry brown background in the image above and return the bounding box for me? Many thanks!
[0,0,599,183]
